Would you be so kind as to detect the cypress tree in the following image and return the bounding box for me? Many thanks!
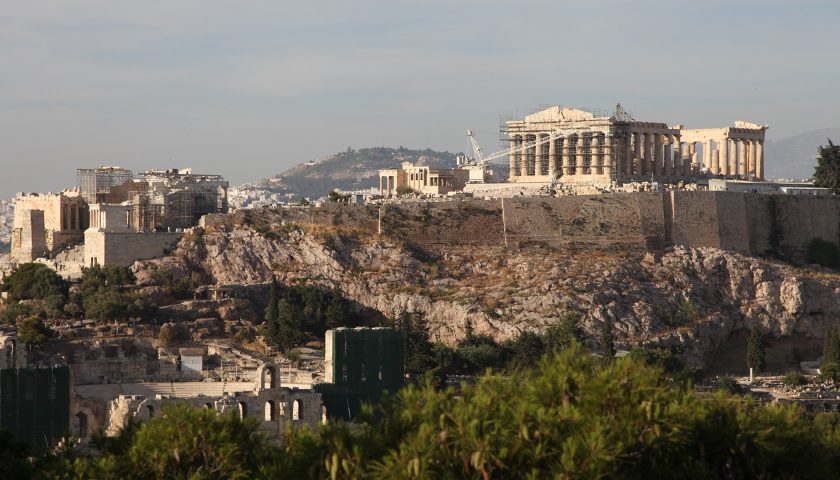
[600,320,615,363]
[822,326,840,366]
[747,327,766,373]
[265,277,280,341]
[813,139,840,194]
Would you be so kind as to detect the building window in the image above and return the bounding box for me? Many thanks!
[292,399,301,421]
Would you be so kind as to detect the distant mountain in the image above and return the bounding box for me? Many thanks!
[239,147,461,203]
[765,128,840,180]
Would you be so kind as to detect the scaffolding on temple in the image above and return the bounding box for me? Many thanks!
[76,167,135,204]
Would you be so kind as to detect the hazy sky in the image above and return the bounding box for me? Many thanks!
[1,0,839,199]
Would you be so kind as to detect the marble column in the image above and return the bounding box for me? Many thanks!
[632,132,642,175]
[738,139,746,178]
[756,140,764,180]
[534,135,543,176]
[548,135,558,177]
[508,137,517,180]
[663,140,673,177]
[654,134,663,177]
[562,135,572,175]
[591,134,602,175]
[604,135,614,177]
[576,134,585,175]
[749,140,758,179]
[720,139,729,176]
[622,135,632,176]
[673,139,682,177]
[519,137,528,177]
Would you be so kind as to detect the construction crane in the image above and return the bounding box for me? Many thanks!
[465,129,556,166]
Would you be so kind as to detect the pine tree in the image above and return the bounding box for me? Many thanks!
[747,327,766,373]
[265,277,280,341]
[275,298,301,353]
[813,139,840,194]
[545,312,585,355]
[600,320,615,364]
[822,326,840,366]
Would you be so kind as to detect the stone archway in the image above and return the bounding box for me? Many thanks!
[255,363,279,391]
[73,412,89,439]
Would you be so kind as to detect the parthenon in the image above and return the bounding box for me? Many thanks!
[504,105,767,184]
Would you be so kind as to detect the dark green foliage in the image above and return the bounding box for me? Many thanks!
[747,327,767,373]
[507,330,544,370]
[45,404,274,479]
[77,265,155,321]
[782,370,808,386]
[543,311,585,354]
[264,277,280,339]
[327,190,351,203]
[1,263,68,302]
[821,363,840,382]
[661,299,701,327]
[39,347,840,479]
[0,302,33,325]
[806,238,840,269]
[824,326,840,366]
[600,320,615,363]
[274,298,302,352]
[813,139,840,193]
[627,347,693,383]
[456,334,509,373]
[149,268,197,300]
[158,323,190,346]
[718,376,741,394]
[0,429,32,479]
[263,282,357,351]
[16,316,52,345]
[396,312,436,380]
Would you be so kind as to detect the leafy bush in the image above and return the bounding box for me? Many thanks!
[821,362,840,382]
[158,323,190,346]
[718,376,741,394]
[782,370,808,386]
[16,316,52,345]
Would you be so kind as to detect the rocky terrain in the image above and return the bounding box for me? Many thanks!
[135,207,840,374]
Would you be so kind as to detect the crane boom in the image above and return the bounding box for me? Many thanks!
[466,130,558,165]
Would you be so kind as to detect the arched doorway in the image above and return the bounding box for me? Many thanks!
[146,405,155,419]
[238,402,248,419]
[264,401,275,421]
[292,399,301,421]
[74,412,88,439]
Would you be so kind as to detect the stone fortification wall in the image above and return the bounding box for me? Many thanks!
[84,231,182,267]
[212,193,838,260]
[502,195,656,251]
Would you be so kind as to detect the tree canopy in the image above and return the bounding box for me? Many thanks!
[813,139,840,193]
[1,263,68,302]
[38,345,840,479]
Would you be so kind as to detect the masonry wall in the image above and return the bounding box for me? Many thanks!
[84,231,182,267]
[209,193,839,260]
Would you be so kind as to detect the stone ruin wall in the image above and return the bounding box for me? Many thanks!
[204,193,838,260]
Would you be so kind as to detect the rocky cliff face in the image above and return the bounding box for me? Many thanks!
[135,222,840,369]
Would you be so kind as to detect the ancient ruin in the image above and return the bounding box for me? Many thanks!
[504,105,768,185]
[378,161,470,197]
[11,191,88,263]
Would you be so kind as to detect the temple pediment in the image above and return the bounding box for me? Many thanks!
[525,107,597,124]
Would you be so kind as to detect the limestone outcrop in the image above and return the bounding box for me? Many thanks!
[135,224,840,369]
